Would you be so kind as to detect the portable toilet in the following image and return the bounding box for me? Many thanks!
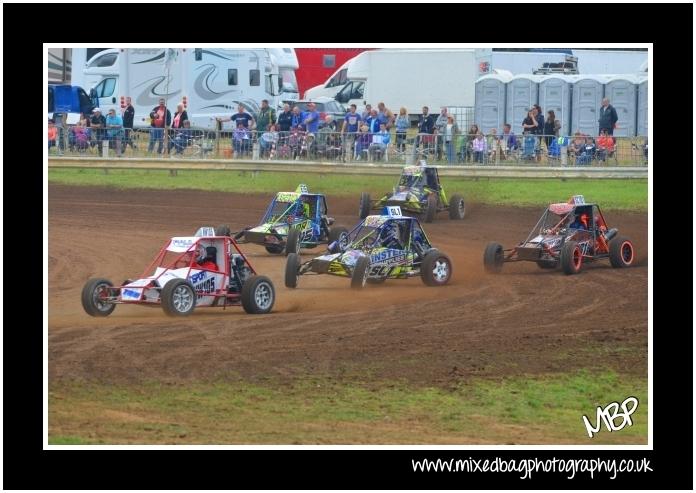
[475,71,512,134]
[571,75,610,136]
[506,74,542,135]
[636,75,648,137]
[605,75,638,137]
[538,75,574,138]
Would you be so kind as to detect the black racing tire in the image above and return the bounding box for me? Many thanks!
[81,278,116,317]
[560,241,583,275]
[215,224,231,237]
[536,260,558,269]
[448,194,466,220]
[241,275,275,314]
[359,192,371,219]
[350,255,370,289]
[265,244,285,255]
[285,253,300,288]
[161,279,196,316]
[420,249,452,286]
[285,227,301,256]
[424,193,437,223]
[609,236,635,268]
[328,226,349,249]
[483,242,504,274]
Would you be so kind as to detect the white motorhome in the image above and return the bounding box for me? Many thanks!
[269,48,300,100]
[324,49,477,120]
[85,48,282,129]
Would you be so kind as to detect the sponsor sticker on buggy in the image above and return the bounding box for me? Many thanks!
[276,192,301,202]
[295,184,309,194]
[403,166,422,175]
[370,249,407,265]
[571,195,586,205]
[364,216,388,227]
[121,288,142,300]
[168,237,196,252]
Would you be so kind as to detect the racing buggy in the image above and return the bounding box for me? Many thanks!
[483,195,635,275]
[81,227,275,317]
[358,162,465,223]
[285,206,453,289]
[221,184,348,256]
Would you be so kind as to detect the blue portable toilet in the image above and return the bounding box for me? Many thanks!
[605,75,638,137]
[506,74,542,135]
[571,75,610,136]
[636,75,648,137]
[475,71,512,134]
[538,75,574,137]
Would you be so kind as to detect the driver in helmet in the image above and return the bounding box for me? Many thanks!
[379,221,404,250]
[194,246,219,270]
[569,212,590,230]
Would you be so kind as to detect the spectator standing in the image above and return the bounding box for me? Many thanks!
[598,98,618,135]
[147,98,171,154]
[434,107,448,160]
[462,124,479,162]
[543,110,560,151]
[105,108,124,156]
[90,108,107,149]
[122,96,136,150]
[48,119,57,150]
[417,106,435,151]
[341,103,362,161]
[365,109,380,134]
[376,102,395,129]
[394,107,409,153]
[256,99,276,133]
[533,105,544,162]
[521,109,537,134]
[277,103,293,132]
[217,104,254,129]
[443,115,459,164]
[301,102,320,134]
[290,106,303,129]
[361,104,372,121]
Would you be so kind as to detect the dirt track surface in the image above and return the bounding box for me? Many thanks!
[49,184,648,386]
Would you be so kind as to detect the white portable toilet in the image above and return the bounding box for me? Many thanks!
[538,75,574,138]
[571,75,610,136]
[605,75,639,137]
[475,71,512,134]
[636,75,648,137]
[506,74,542,135]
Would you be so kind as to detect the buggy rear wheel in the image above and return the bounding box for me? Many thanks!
[81,278,116,317]
[421,250,452,286]
[359,192,371,219]
[560,241,583,275]
[351,255,370,289]
[161,279,196,316]
[609,236,634,268]
[285,253,300,288]
[483,242,504,273]
[448,194,466,220]
[424,193,437,223]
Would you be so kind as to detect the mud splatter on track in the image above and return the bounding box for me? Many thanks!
[49,184,648,386]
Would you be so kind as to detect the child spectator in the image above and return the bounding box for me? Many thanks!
[48,119,57,150]
[472,132,487,164]
[521,130,536,161]
[486,128,500,163]
[355,125,371,160]
[596,129,615,162]
[259,124,279,158]
[232,122,251,157]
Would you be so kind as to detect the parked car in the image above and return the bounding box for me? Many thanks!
[282,97,346,128]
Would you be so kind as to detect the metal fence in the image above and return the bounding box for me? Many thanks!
[47,124,649,167]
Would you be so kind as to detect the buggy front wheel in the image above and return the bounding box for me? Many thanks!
[81,278,116,317]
